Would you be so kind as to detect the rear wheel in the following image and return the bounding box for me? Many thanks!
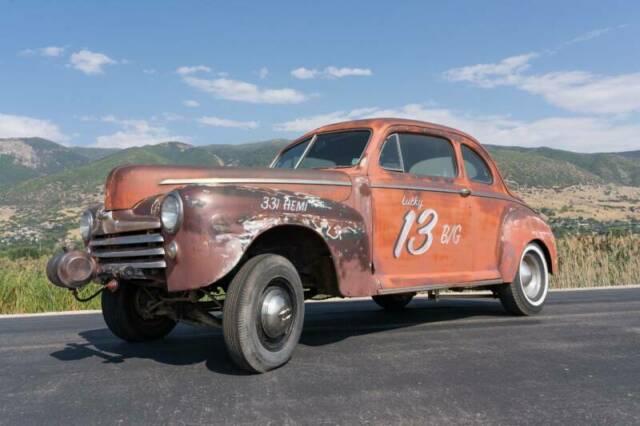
[372,293,415,311]
[223,254,305,373]
[498,243,549,316]
[101,282,176,342]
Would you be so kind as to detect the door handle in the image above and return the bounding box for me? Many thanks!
[460,188,471,197]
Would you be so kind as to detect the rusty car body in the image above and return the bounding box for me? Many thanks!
[47,118,557,372]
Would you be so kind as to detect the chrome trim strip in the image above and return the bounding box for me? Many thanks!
[471,190,534,210]
[93,248,166,258]
[371,183,526,206]
[370,183,461,195]
[470,191,513,202]
[159,178,352,187]
[378,279,503,295]
[99,260,167,270]
[95,219,161,236]
[90,234,164,247]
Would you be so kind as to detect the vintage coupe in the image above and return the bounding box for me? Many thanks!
[47,118,557,372]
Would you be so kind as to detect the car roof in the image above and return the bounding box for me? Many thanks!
[305,118,482,145]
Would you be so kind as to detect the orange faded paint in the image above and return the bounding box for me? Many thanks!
[105,165,352,211]
[88,118,556,297]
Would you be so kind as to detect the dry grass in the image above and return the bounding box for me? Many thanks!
[0,234,638,314]
[0,257,100,314]
[552,234,640,289]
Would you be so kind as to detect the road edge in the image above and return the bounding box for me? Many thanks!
[2,284,638,319]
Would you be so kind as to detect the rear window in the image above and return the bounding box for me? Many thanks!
[462,144,493,184]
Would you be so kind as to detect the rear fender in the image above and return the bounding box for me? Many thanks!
[498,205,558,283]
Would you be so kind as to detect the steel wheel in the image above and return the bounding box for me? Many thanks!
[498,243,549,316]
[257,280,296,351]
[520,251,545,305]
[223,254,305,373]
[519,246,548,306]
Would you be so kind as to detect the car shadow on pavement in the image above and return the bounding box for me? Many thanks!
[300,297,509,346]
[50,327,251,375]
[49,298,511,375]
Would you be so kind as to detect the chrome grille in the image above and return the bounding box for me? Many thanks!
[90,231,166,272]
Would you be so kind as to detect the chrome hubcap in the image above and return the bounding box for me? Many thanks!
[260,287,293,339]
[520,252,542,301]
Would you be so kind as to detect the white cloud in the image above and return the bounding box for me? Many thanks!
[291,67,319,80]
[20,46,65,58]
[95,116,186,148]
[161,112,184,122]
[198,116,258,129]
[443,53,537,88]
[325,66,373,78]
[41,46,65,57]
[444,52,640,115]
[291,66,373,79]
[0,113,68,142]
[69,50,117,75]
[274,107,379,132]
[176,65,211,75]
[519,72,640,115]
[559,25,626,48]
[182,100,200,108]
[183,76,307,104]
[143,68,157,75]
[274,103,640,152]
[258,67,269,79]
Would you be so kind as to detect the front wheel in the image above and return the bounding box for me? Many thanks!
[101,282,176,342]
[498,243,549,316]
[223,254,305,373]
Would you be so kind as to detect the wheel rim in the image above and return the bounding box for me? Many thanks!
[519,249,547,305]
[258,279,295,349]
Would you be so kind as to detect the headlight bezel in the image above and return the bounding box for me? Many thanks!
[160,192,184,234]
[79,209,95,244]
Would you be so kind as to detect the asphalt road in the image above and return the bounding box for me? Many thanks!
[1,288,639,425]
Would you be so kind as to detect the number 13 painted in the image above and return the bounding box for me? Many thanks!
[394,208,462,258]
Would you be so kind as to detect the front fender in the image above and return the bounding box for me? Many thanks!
[498,205,558,283]
[164,185,373,294]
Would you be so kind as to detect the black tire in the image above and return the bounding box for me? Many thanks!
[372,293,415,311]
[498,243,549,316]
[101,282,176,342]
[223,254,305,373]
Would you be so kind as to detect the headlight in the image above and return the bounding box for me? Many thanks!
[161,193,183,233]
[79,209,94,243]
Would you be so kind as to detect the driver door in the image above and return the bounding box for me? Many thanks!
[370,131,474,292]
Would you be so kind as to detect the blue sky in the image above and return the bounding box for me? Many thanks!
[0,0,639,152]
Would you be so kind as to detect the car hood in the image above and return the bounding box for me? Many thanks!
[104,165,353,210]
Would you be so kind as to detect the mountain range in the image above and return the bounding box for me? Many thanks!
[0,137,638,249]
[1,138,638,194]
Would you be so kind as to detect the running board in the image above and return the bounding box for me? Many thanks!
[378,279,504,295]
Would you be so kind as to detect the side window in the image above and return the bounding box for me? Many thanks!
[272,138,311,168]
[461,145,493,184]
[397,133,457,178]
[379,134,403,171]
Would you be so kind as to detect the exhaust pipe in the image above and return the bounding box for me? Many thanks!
[46,250,96,289]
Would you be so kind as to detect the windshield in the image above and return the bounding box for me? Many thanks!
[273,130,370,169]
[272,137,311,168]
